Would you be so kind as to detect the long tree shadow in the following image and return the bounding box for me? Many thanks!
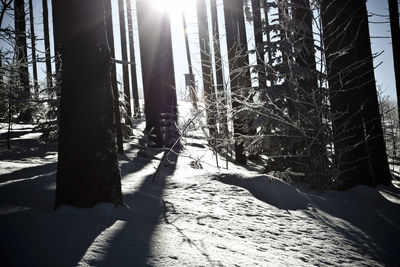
[303,185,400,265]
[98,152,179,266]
[214,173,400,265]
[0,161,57,183]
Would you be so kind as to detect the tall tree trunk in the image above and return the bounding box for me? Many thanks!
[358,1,392,186]
[210,0,228,138]
[262,1,274,85]
[388,0,400,123]
[28,0,38,96]
[42,0,52,89]
[321,0,391,188]
[0,50,3,83]
[292,0,326,185]
[182,11,198,110]
[51,0,61,80]
[104,0,124,154]
[118,0,132,125]
[223,0,252,164]
[251,0,266,88]
[197,0,216,138]
[136,0,178,147]
[54,0,122,208]
[14,0,31,122]
[126,0,140,118]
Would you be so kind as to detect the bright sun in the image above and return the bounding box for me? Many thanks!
[149,0,192,16]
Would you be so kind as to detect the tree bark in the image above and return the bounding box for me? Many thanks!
[28,0,38,96]
[42,0,52,89]
[14,0,31,122]
[104,0,124,154]
[321,0,391,188]
[118,0,132,125]
[388,0,400,123]
[197,0,216,138]
[136,0,178,147]
[126,0,140,118]
[54,0,122,208]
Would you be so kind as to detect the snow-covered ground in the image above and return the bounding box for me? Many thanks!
[1,105,400,266]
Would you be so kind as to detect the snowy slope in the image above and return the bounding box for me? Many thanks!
[1,110,400,266]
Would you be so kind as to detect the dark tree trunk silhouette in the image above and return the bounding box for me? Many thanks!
[104,0,124,154]
[251,0,266,88]
[292,0,326,183]
[118,0,132,125]
[42,0,52,89]
[223,0,251,164]
[54,0,122,208]
[210,0,228,138]
[28,0,38,95]
[0,50,2,83]
[321,0,391,188]
[126,0,140,118]
[14,0,31,122]
[51,0,61,79]
[197,0,216,138]
[357,1,391,186]
[388,0,400,122]
[137,0,178,147]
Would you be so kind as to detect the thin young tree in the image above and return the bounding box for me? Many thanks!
[136,0,179,147]
[197,0,216,138]
[42,0,52,89]
[104,0,124,154]
[388,0,400,122]
[14,0,31,122]
[28,0,38,95]
[210,0,228,138]
[126,0,140,118]
[118,0,133,125]
[54,0,122,207]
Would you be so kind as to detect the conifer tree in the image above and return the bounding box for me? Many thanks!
[14,0,31,121]
[28,0,38,95]
[42,0,52,89]
[136,0,179,147]
[321,0,391,188]
[118,0,133,125]
[388,0,400,122]
[54,0,122,207]
[197,0,216,138]
[126,0,140,118]
[223,0,252,164]
[104,0,124,154]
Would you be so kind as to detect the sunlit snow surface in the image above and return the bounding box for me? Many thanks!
[1,102,400,266]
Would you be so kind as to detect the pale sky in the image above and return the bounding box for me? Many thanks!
[0,0,398,102]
